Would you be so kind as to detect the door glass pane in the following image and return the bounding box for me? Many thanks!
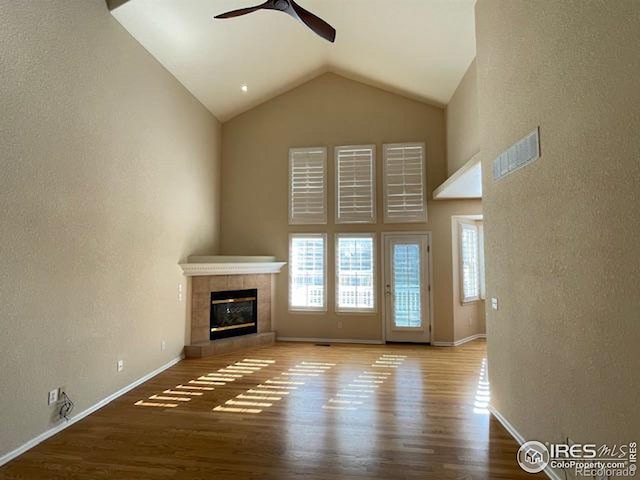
[393,243,422,328]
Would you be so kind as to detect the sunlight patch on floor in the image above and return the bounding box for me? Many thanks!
[473,357,490,415]
[199,376,234,382]
[213,360,335,415]
[226,399,272,408]
[190,380,225,386]
[258,383,297,389]
[135,400,178,408]
[247,388,290,395]
[135,358,276,408]
[322,405,357,411]
[163,390,203,396]
[322,354,406,411]
[237,394,282,401]
[176,384,214,391]
[149,395,190,402]
[343,387,375,393]
[265,379,303,385]
[213,406,262,414]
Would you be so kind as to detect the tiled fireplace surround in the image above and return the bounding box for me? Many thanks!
[185,273,276,358]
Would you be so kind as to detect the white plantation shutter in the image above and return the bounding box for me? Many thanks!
[460,222,480,303]
[335,234,376,312]
[289,234,326,311]
[289,147,327,225]
[335,145,376,224]
[383,143,427,223]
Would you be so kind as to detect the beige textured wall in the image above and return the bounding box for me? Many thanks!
[451,218,485,342]
[476,0,640,456]
[445,59,479,176]
[446,61,484,342]
[0,0,221,458]
[220,73,481,343]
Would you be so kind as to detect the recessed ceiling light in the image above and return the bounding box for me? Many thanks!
[241,84,248,93]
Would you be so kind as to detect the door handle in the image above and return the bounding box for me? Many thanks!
[385,284,392,296]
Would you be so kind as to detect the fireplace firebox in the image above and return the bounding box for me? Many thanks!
[210,289,258,340]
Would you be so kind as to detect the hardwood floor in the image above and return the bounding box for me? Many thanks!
[0,340,543,479]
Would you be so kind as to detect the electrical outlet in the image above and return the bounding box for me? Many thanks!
[161,340,166,351]
[337,320,343,329]
[177,283,183,302]
[117,360,124,372]
[491,297,499,310]
[48,388,59,405]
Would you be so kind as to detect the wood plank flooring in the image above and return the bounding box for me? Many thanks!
[0,340,543,479]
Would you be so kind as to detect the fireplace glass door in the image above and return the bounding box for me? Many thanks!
[210,289,258,340]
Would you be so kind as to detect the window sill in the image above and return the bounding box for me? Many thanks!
[289,308,327,314]
[335,310,377,316]
[460,298,481,305]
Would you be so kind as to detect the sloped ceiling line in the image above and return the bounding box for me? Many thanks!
[110,0,476,121]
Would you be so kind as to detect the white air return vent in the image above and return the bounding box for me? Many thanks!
[492,128,540,181]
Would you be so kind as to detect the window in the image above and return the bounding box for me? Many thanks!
[383,143,427,223]
[335,233,376,312]
[289,147,327,225]
[460,222,481,303]
[478,223,486,299]
[289,234,326,311]
[335,145,376,224]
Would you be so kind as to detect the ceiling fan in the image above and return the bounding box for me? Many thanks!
[214,0,336,43]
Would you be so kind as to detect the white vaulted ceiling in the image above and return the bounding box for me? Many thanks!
[112,0,476,121]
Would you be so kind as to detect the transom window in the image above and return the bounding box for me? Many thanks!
[289,147,327,225]
[335,145,376,224]
[383,143,427,223]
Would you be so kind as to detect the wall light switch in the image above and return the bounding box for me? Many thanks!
[161,340,166,351]
[491,297,499,310]
[117,360,124,372]
[48,388,59,405]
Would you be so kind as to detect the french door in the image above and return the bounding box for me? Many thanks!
[382,233,431,343]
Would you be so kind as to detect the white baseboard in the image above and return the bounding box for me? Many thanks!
[0,354,184,468]
[278,335,486,347]
[431,333,486,347]
[488,405,526,445]
[488,405,564,480]
[277,336,384,345]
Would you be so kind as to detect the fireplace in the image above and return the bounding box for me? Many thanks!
[210,289,258,340]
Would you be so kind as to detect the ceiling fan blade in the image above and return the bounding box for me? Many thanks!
[289,0,336,43]
[214,3,267,19]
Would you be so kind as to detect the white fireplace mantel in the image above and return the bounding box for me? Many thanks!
[180,256,287,276]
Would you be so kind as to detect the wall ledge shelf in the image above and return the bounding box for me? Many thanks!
[434,152,483,200]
